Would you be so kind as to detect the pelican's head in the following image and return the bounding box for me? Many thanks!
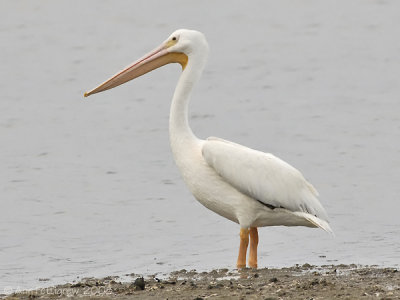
[84,29,208,97]
[164,29,209,58]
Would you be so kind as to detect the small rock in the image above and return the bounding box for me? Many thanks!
[269,277,278,283]
[133,277,145,291]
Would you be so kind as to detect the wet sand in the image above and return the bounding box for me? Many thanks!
[3,264,399,300]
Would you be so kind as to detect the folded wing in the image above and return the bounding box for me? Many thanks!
[202,137,330,223]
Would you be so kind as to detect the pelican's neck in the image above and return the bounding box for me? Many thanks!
[169,52,207,150]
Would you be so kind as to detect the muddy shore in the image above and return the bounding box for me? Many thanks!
[3,264,399,300]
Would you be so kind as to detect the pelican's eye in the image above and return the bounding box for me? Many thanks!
[166,36,179,48]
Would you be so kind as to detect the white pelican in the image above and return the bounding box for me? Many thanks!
[84,29,333,269]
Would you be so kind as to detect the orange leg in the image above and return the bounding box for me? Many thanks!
[236,228,249,269]
[248,227,258,268]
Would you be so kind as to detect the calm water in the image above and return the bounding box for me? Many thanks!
[1,0,400,292]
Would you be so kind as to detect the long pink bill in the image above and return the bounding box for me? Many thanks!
[84,44,187,97]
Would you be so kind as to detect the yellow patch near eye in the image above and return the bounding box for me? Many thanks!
[165,39,178,48]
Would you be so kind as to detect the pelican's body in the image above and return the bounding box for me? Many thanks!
[85,29,332,268]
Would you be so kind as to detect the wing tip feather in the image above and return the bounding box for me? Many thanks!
[294,212,334,236]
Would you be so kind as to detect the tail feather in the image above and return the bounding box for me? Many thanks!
[293,212,334,235]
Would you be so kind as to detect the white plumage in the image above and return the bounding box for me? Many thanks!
[203,137,330,229]
[85,29,333,268]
